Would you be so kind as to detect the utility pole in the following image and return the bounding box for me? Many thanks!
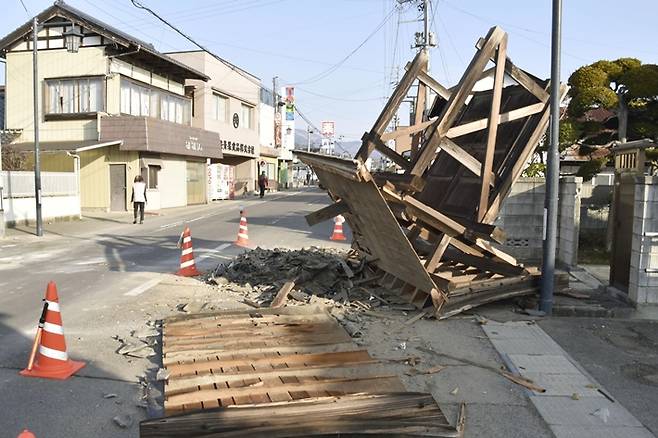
[306,126,313,152]
[32,17,43,237]
[272,76,279,148]
[539,0,563,315]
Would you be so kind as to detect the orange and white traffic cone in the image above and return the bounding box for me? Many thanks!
[235,210,251,248]
[176,226,201,277]
[17,430,36,438]
[330,215,347,241]
[20,282,85,380]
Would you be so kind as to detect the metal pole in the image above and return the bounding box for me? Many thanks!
[32,17,43,237]
[423,0,429,52]
[539,0,562,314]
[307,126,311,153]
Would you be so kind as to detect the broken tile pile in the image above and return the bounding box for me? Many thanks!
[208,247,375,303]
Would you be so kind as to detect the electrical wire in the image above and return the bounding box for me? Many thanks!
[291,5,398,85]
[17,0,31,17]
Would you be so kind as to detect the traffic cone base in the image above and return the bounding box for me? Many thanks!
[235,214,251,247]
[20,282,85,380]
[176,226,201,277]
[20,358,85,380]
[330,216,347,241]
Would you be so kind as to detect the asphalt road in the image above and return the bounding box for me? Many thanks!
[0,188,350,437]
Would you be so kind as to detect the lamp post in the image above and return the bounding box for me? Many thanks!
[32,19,82,237]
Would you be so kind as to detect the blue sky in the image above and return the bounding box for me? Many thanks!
[2,0,657,139]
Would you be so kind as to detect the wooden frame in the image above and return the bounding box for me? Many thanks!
[144,306,459,437]
[299,26,566,317]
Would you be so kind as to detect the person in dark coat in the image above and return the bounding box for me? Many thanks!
[258,171,268,198]
[131,175,147,224]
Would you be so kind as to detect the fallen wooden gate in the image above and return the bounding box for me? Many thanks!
[299,26,568,318]
[140,306,461,437]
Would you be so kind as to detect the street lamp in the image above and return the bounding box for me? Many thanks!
[30,19,83,237]
[63,27,83,53]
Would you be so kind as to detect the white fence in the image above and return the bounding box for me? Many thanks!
[1,171,80,225]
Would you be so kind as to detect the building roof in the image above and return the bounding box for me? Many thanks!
[165,49,260,82]
[0,1,209,81]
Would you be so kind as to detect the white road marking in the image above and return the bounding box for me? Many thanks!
[0,244,17,248]
[196,242,231,261]
[75,257,106,265]
[124,278,162,297]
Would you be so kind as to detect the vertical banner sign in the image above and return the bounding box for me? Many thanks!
[285,87,295,121]
[274,111,282,148]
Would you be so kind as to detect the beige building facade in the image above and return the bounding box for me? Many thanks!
[0,2,222,211]
[167,50,261,195]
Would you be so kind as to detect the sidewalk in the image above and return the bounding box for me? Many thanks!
[482,320,654,438]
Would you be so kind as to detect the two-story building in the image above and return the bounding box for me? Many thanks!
[0,1,222,211]
[167,50,260,197]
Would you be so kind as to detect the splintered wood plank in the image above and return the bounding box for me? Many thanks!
[166,361,384,396]
[166,349,373,377]
[270,281,296,308]
[425,234,451,273]
[478,35,508,221]
[164,342,360,367]
[305,201,350,226]
[164,376,404,412]
[143,393,457,438]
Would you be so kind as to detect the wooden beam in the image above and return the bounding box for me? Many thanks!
[305,201,350,226]
[403,195,467,237]
[425,234,451,272]
[412,67,451,100]
[476,37,549,103]
[380,118,436,142]
[356,50,427,161]
[436,138,495,186]
[475,238,518,266]
[478,35,507,222]
[368,133,411,171]
[411,81,427,160]
[446,102,545,139]
[270,281,295,308]
[409,26,507,181]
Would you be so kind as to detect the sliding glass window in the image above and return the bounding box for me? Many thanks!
[46,77,104,115]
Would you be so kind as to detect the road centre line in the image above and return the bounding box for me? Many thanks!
[124,277,162,297]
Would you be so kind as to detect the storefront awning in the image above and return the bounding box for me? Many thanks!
[100,116,222,160]
[7,139,122,153]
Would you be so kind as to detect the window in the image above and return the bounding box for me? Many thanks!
[46,77,103,115]
[147,165,159,189]
[213,94,228,122]
[120,78,191,125]
[241,103,253,129]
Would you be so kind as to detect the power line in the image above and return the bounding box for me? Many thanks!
[291,5,398,85]
[17,0,31,17]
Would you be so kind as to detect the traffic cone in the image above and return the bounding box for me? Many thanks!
[176,226,201,277]
[235,210,251,248]
[20,282,85,380]
[17,430,36,438]
[330,215,347,241]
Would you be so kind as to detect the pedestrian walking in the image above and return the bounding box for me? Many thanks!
[131,175,147,224]
[258,171,268,199]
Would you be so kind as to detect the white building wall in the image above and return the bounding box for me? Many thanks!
[259,102,275,149]
[157,156,187,209]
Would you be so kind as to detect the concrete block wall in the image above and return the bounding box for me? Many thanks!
[494,177,582,267]
[629,176,658,304]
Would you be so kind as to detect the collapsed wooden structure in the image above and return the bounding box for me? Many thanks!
[299,26,568,318]
[140,306,461,437]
